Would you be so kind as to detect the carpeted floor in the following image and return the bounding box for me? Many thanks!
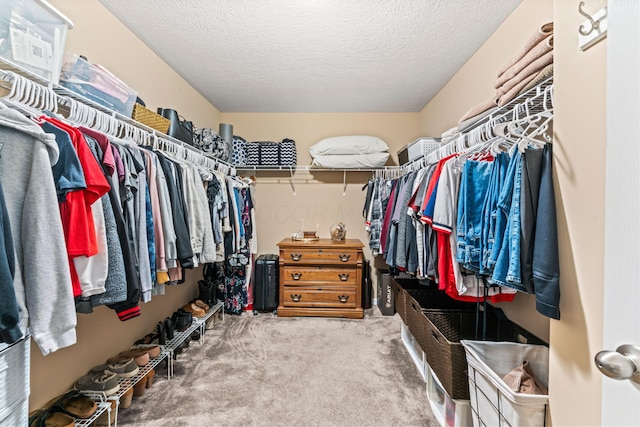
[117,307,439,426]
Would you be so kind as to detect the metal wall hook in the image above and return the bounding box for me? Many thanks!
[578,2,599,36]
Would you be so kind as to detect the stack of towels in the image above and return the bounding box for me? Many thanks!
[458,22,554,126]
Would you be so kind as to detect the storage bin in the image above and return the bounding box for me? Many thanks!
[405,289,476,358]
[461,340,549,426]
[401,322,427,382]
[0,0,73,83]
[0,338,30,422]
[131,103,170,134]
[426,364,472,427]
[60,53,137,116]
[392,277,425,324]
[397,137,442,165]
[423,308,545,400]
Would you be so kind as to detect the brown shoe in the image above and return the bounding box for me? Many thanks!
[193,299,210,312]
[182,302,206,318]
[109,349,150,367]
[145,369,156,389]
[133,375,148,397]
[120,387,134,409]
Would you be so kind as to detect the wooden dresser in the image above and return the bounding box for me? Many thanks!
[276,238,364,319]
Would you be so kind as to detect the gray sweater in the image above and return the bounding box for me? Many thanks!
[0,104,76,355]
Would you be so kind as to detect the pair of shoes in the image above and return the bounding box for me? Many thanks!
[108,348,152,367]
[90,358,139,378]
[41,390,98,420]
[165,317,175,340]
[130,344,161,359]
[29,409,75,427]
[182,302,206,318]
[173,339,190,359]
[193,299,210,312]
[191,329,201,341]
[198,280,215,306]
[74,370,120,396]
[172,309,193,331]
[93,399,117,425]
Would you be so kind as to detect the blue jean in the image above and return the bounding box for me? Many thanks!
[480,152,509,275]
[456,159,492,273]
[491,149,524,289]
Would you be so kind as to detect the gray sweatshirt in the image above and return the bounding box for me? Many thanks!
[0,104,76,355]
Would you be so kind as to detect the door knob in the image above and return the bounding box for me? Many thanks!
[594,344,640,383]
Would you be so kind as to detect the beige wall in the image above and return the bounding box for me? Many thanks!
[51,0,220,129]
[418,0,608,425]
[222,112,421,284]
[29,0,220,411]
[551,0,607,425]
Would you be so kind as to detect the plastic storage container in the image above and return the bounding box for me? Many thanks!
[461,340,549,427]
[0,338,30,425]
[401,322,427,382]
[60,53,137,116]
[0,0,73,83]
[426,364,472,427]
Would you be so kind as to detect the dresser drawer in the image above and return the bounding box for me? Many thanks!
[283,287,356,308]
[283,266,357,285]
[282,248,358,265]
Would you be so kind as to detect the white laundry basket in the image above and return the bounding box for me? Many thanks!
[461,340,549,427]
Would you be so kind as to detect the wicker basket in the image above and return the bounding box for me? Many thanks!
[405,289,476,355]
[392,278,425,324]
[423,307,546,400]
[131,103,171,134]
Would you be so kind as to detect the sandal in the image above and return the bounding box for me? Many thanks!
[29,408,76,427]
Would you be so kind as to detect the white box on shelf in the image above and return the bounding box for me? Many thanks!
[461,340,549,427]
[397,137,442,165]
[0,0,73,83]
[426,364,472,427]
[401,322,427,382]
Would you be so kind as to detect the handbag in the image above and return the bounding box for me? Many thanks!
[194,128,231,162]
[157,108,194,145]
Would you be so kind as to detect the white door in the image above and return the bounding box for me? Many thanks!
[601,0,640,424]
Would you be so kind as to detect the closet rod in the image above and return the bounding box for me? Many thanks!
[400,76,554,172]
[0,60,236,176]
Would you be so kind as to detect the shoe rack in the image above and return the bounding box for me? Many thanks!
[164,301,224,377]
[78,300,225,427]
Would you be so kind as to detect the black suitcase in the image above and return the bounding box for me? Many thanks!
[254,254,279,314]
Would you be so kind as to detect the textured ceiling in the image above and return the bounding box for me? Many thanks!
[99,0,522,113]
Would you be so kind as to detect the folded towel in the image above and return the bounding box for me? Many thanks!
[441,126,459,139]
[457,106,498,133]
[497,73,538,107]
[496,22,553,79]
[495,36,553,89]
[495,50,554,101]
[517,64,554,96]
[458,97,497,124]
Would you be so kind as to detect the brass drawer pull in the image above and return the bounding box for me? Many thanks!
[337,295,349,303]
[291,272,302,280]
[338,254,351,262]
[291,294,302,302]
[338,273,350,281]
[290,253,302,261]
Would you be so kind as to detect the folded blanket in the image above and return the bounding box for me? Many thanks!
[517,64,554,96]
[458,97,497,124]
[496,22,553,79]
[495,50,554,102]
[495,36,553,89]
[457,106,498,133]
[497,73,537,107]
